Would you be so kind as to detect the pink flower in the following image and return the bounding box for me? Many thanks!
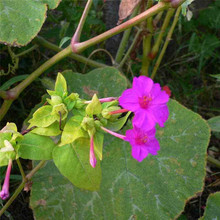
[119,76,169,129]
[124,126,160,162]
[0,159,12,200]
[89,135,97,168]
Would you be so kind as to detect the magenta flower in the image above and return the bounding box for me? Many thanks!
[119,76,169,129]
[90,135,97,168]
[124,126,160,162]
[0,159,12,200]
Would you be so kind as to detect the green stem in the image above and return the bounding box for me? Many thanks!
[71,0,93,47]
[115,5,140,64]
[0,160,46,217]
[34,36,107,68]
[207,155,220,169]
[153,11,163,27]
[16,159,26,181]
[12,46,72,98]
[141,0,154,76]
[151,7,181,79]
[0,90,7,99]
[73,2,171,53]
[0,100,13,121]
[15,45,39,58]
[119,29,142,69]
[150,8,175,60]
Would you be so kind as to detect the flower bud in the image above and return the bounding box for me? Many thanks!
[102,106,121,120]
[81,117,95,131]
[51,103,68,120]
[49,95,63,106]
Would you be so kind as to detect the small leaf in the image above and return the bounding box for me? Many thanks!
[118,0,141,24]
[210,74,220,80]
[86,94,102,116]
[0,75,28,90]
[53,139,101,191]
[202,192,220,220]
[28,105,57,128]
[94,132,104,160]
[59,37,71,48]
[19,133,55,160]
[207,116,220,132]
[54,73,67,97]
[60,116,88,146]
[106,111,131,131]
[31,122,61,137]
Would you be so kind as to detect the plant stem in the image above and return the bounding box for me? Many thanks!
[207,155,220,169]
[115,5,140,64]
[153,11,163,27]
[15,45,39,58]
[0,160,46,217]
[0,100,13,121]
[16,159,26,181]
[151,6,181,79]
[119,29,142,68]
[73,2,170,53]
[141,0,154,76]
[0,90,7,99]
[150,8,175,60]
[71,0,93,48]
[34,36,107,68]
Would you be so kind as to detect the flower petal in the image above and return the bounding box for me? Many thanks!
[131,144,149,162]
[133,76,153,96]
[133,110,156,130]
[151,105,169,127]
[146,138,160,155]
[119,88,139,111]
[152,90,169,105]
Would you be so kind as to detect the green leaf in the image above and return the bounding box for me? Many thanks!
[106,111,131,131]
[60,116,88,146]
[86,94,102,116]
[201,192,220,220]
[0,0,61,46]
[0,151,16,167]
[30,100,210,219]
[208,116,220,132]
[54,73,67,97]
[28,105,57,128]
[94,132,104,160]
[31,122,61,137]
[62,67,128,99]
[59,37,71,48]
[19,133,55,160]
[0,75,28,90]
[53,139,101,191]
[210,74,220,80]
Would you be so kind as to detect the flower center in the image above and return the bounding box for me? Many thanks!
[139,95,152,109]
[135,134,148,145]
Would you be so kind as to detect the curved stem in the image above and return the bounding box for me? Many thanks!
[115,5,140,64]
[119,29,142,68]
[0,100,13,121]
[150,8,175,59]
[141,0,154,76]
[34,36,107,68]
[0,160,46,217]
[73,2,170,53]
[16,159,26,181]
[151,6,181,79]
[71,0,93,48]
[15,45,39,58]
[207,155,220,169]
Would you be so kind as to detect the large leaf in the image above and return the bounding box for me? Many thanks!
[53,139,102,191]
[62,67,128,99]
[0,0,61,46]
[30,100,210,219]
[207,116,220,132]
[201,192,220,220]
[19,133,55,160]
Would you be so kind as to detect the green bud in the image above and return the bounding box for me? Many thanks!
[64,93,79,111]
[100,118,107,126]
[94,120,102,129]
[51,103,68,120]
[75,99,85,109]
[48,95,63,106]
[81,117,95,131]
[101,106,121,121]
